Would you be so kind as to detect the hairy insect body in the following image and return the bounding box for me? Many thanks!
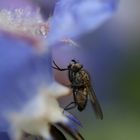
[70,70,89,86]
[74,87,88,111]
[70,70,90,111]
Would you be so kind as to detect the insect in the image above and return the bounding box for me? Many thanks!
[52,59,103,120]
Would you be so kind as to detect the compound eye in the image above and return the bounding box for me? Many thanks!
[75,63,79,67]
[76,63,81,67]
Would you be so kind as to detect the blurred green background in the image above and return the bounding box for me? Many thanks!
[53,0,140,139]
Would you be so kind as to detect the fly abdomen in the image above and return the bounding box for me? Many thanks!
[75,88,88,111]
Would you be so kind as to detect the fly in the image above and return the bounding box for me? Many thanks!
[52,59,103,120]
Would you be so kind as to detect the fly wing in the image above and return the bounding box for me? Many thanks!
[89,86,103,120]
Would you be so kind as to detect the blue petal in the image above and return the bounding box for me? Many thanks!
[0,0,32,9]
[47,0,118,45]
[0,34,53,131]
[30,0,58,20]
[64,111,82,127]
[0,132,10,140]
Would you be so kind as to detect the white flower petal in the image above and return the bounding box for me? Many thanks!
[7,82,69,139]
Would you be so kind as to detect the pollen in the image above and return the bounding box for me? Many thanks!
[0,8,49,38]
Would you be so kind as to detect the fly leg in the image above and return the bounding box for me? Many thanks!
[63,102,77,112]
[63,90,77,112]
[52,60,68,71]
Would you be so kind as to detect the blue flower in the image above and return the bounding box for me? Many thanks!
[0,0,118,139]
[47,0,118,45]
